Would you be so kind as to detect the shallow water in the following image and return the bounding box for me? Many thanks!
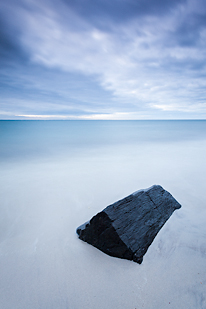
[0,120,206,308]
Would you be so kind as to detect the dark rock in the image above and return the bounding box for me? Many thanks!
[76,185,181,264]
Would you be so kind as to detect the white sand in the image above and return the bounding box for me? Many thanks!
[0,140,206,308]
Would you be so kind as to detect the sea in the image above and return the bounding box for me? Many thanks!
[0,120,206,309]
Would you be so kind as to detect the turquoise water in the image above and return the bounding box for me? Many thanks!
[1,120,206,161]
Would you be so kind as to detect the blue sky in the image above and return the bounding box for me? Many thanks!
[0,0,206,119]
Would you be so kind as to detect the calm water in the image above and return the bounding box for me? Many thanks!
[0,120,206,309]
[1,120,206,161]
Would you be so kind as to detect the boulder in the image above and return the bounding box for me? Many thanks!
[76,185,181,264]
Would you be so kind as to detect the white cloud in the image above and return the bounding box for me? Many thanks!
[16,114,69,119]
[152,102,206,113]
[2,0,206,118]
[15,111,154,120]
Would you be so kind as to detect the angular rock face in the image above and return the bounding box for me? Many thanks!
[76,185,181,264]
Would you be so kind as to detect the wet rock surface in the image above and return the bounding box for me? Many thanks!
[76,185,181,264]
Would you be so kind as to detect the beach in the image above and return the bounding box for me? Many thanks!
[0,120,206,308]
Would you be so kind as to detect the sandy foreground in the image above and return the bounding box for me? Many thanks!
[0,139,206,309]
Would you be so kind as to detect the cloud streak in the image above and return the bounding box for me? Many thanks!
[0,0,206,119]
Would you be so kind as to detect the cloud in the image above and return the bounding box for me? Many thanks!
[62,0,187,27]
[22,2,205,99]
[14,112,133,120]
[0,0,206,119]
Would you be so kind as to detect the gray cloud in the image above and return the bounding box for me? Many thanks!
[0,19,25,65]
[0,0,206,119]
[62,0,187,26]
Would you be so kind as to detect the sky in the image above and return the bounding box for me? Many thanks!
[0,0,206,120]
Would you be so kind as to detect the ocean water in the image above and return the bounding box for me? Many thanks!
[0,120,206,309]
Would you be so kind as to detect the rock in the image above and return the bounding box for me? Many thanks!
[76,185,181,264]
